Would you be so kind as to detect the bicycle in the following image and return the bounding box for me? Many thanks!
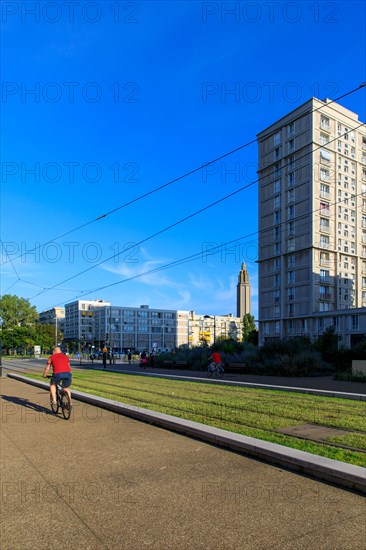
[47,376,72,420]
[207,361,225,378]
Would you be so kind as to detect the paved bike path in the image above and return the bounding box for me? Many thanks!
[1,376,366,550]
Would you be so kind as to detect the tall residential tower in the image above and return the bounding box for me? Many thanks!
[257,98,366,347]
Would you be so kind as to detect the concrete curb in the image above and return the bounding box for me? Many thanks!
[7,373,366,495]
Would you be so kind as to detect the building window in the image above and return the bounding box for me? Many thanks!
[320,149,331,162]
[320,116,330,131]
[320,235,330,248]
[320,217,330,230]
[319,286,330,300]
[274,195,280,208]
[320,201,330,215]
[288,271,295,284]
[320,183,330,198]
[320,132,329,145]
[288,255,295,267]
[320,167,330,181]
[351,315,359,330]
[287,172,295,186]
[274,132,281,146]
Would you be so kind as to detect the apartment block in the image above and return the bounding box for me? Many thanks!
[188,311,242,346]
[64,299,111,343]
[91,304,179,352]
[38,307,65,333]
[257,98,366,347]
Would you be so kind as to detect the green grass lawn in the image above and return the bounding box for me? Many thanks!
[27,371,366,467]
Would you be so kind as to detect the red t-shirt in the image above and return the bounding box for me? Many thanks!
[212,352,221,363]
[49,353,71,374]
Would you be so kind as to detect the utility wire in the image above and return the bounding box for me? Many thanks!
[4,84,364,303]
[2,140,256,265]
[52,177,366,304]
[40,118,363,304]
[4,84,364,267]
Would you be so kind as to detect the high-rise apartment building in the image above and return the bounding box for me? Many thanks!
[237,263,251,318]
[257,98,366,347]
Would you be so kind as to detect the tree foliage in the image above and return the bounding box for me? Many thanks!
[0,294,38,329]
[242,313,257,344]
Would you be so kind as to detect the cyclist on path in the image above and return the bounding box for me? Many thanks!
[209,349,221,367]
[43,347,72,406]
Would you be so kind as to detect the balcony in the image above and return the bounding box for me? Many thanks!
[320,225,330,233]
[319,293,332,301]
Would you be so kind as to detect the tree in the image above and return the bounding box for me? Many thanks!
[314,326,341,366]
[242,313,257,344]
[34,323,63,353]
[0,294,38,329]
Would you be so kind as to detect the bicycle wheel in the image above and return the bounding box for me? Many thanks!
[207,367,213,377]
[61,391,71,420]
[50,391,59,414]
[217,367,224,379]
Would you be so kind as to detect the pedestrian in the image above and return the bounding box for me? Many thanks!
[102,345,108,368]
[127,351,132,365]
[140,350,147,369]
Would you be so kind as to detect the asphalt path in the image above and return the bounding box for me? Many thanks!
[1,375,365,550]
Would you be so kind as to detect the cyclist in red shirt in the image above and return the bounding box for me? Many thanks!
[208,349,222,374]
[43,347,72,406]
[209,350,221,365]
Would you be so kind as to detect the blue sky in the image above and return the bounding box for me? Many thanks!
[1,0,366,318]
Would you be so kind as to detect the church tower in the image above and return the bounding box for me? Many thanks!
[237,263,251,318]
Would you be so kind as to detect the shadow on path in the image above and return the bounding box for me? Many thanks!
[1,394,54,416]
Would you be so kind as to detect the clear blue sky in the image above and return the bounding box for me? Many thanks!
[1,0,366,318]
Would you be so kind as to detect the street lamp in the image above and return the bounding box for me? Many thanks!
[204,315,216,344]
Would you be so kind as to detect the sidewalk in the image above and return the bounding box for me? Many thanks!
[1,376,365,550]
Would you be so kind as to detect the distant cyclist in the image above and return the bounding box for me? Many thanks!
[43,347,72,407]
[208,349,222,372]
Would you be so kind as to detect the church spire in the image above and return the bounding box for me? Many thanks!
[237,263,251,318]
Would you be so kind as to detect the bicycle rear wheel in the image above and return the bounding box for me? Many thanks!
[50,391,59,414]
[61,391,71,420]
[217,367,224,379]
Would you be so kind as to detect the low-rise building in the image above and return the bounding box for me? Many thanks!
[38,307,65,333]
